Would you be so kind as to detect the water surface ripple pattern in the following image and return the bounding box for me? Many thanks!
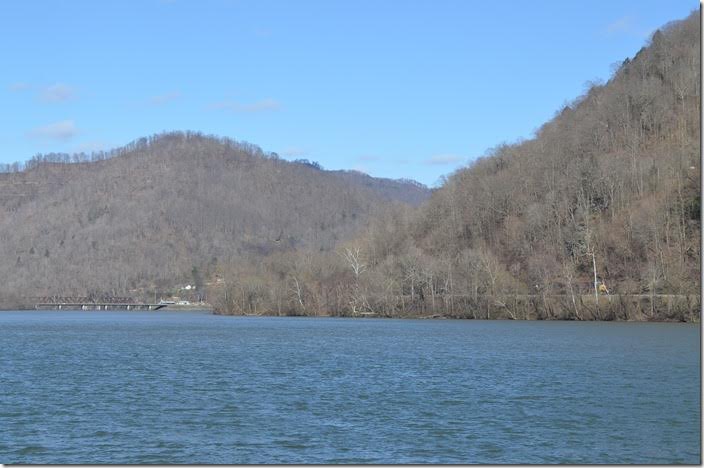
[0,312,700,463]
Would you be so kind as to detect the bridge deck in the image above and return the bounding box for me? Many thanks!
[35,303,167,311]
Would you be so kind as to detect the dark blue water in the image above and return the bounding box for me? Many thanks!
[0,311,700,464]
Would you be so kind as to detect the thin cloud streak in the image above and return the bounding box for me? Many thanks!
[603,15,653,39]
[253,27,272,38]
[29,120,78,141]
[424,154,464,165]
[40,83,75,103]
[8,82,30,92]
[73,140,109,154]
[210,98,281,113]
[357,155,380,162]
[148,91,182,106]
[281,147,306,157]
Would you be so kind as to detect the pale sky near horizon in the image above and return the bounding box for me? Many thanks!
[0,0,697,186]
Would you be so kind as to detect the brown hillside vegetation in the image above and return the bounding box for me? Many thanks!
[0,133,429,306]
[213,11,700,320]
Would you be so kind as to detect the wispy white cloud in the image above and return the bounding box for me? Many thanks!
[40,83,76,103]
[253,27,272,38]
[281,147,306,157]
[148,91,181,106]
[605,16,633,34]
[29,120,78,141]
[157,0,241,4]
[8,82,30,92]
[357,155,380,162]
[73,140,109,154]
[424,154,464,165]
[603,16,652,39]
[210,98,281,113]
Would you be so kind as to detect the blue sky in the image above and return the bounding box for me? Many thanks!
[0,0,697,186]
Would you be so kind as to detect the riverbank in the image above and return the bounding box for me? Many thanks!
[2,294,699,322]
[213,294,701,322]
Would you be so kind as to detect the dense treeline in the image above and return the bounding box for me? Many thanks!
[213,11,700,321]
[0,132,429,305]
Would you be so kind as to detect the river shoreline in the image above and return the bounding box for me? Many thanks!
[2,293,700,322]
[214,293,702,323]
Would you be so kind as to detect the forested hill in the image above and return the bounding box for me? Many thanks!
[214,11,700,320]
[419,11,700,288]
[0,132,430,304]
[410,11,700,292]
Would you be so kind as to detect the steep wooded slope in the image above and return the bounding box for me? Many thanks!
[411,11,700,296]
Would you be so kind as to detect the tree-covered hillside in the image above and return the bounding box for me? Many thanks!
[0,132,429,305]
[213,11,700,320]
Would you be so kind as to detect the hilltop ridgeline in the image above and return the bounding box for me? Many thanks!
[0,132,429,305]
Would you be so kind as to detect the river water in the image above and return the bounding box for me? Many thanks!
[0,311,700,464]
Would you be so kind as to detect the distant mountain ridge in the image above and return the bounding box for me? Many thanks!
[0,132,429,304]
[0,133,430,208]
[328,170,431,207]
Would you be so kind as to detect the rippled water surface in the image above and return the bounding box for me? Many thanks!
[0,311,700,464]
